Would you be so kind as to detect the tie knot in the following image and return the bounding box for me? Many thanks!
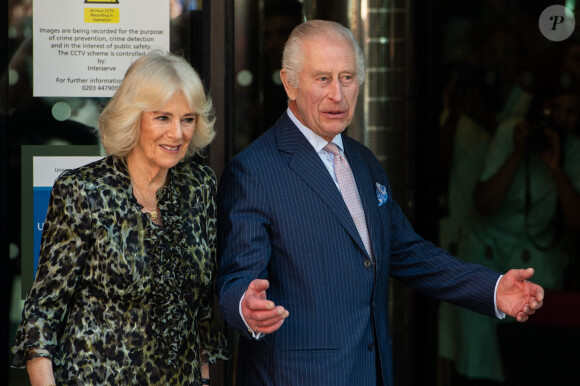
[324,142,341,156]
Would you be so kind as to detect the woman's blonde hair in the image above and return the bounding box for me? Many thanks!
[97,50,215,158]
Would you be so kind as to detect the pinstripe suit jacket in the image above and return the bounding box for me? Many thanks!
[217,112,501,386]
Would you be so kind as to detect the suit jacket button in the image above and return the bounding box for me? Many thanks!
[368,342,375,351]
[363,259,372,268]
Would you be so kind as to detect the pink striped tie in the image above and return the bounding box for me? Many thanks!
[325,142,372,258]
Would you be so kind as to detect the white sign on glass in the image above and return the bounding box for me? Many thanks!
[33,0,170,97]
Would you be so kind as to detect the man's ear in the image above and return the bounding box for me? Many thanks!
[280,69,297,101]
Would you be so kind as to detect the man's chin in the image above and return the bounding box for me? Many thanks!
[322,121,350,135]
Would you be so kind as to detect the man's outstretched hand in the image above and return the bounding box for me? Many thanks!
[497,268,544,322]
[242,279,289,334]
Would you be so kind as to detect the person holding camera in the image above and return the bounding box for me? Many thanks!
[473,85,580,249]
[444,84,580,384]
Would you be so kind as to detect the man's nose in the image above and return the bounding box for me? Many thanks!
[328,78,344,102]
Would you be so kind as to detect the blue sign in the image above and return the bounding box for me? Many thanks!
[33,187,53,278]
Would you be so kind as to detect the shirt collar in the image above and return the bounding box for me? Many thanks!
[287,107,344,153]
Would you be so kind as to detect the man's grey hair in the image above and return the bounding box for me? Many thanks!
[282,19,366,87]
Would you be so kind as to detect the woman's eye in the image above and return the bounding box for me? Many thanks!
[183,114,197,124]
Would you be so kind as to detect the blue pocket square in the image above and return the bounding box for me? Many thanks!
[376,183,388,206]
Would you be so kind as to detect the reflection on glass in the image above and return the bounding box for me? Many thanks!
[236,69,254,87]
[51,101,72,121]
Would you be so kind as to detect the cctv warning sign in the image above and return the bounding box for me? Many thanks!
[33,0,169,97]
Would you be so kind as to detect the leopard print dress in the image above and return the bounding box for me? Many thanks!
[11,156,229,385]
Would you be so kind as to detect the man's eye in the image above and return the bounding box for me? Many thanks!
[341,75,355,84]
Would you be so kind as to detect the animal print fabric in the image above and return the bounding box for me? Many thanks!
[11,156,229,385]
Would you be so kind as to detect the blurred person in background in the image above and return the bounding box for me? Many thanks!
[444,78,580,385]
[437,24,534,385]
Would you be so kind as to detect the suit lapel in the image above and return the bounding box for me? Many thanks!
[275,114,370,258]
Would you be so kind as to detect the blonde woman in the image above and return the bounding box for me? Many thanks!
[11,51,229,385]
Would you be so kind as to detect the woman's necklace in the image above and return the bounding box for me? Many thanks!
[148,204,159,220]
[132,183,159,220]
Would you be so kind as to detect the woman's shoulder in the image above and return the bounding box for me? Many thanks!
[56,156,128,190]
[57,156,104,182]
[173,158,216,184]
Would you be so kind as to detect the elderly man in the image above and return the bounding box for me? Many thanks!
[217,20,543,386]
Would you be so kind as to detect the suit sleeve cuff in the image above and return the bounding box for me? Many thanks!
[494,275,506,319]
[239,292,264,339]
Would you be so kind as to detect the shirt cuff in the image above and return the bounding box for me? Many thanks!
[239,292,264,339]
[494,275,506,319]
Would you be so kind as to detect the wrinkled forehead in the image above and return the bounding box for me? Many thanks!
[301,38,358,73]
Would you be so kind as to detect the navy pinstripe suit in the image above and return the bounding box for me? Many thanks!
[217,112,500,386]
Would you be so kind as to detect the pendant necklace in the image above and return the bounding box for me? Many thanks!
[132,183,159,220]
[148,205,159,220]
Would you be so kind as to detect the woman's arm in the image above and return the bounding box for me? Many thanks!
[553,168,580,229]
[11,171,92,372]
[26,357,55,386]
[541,130,580,229]
[474,121,528,214]
[201,355,210,384]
